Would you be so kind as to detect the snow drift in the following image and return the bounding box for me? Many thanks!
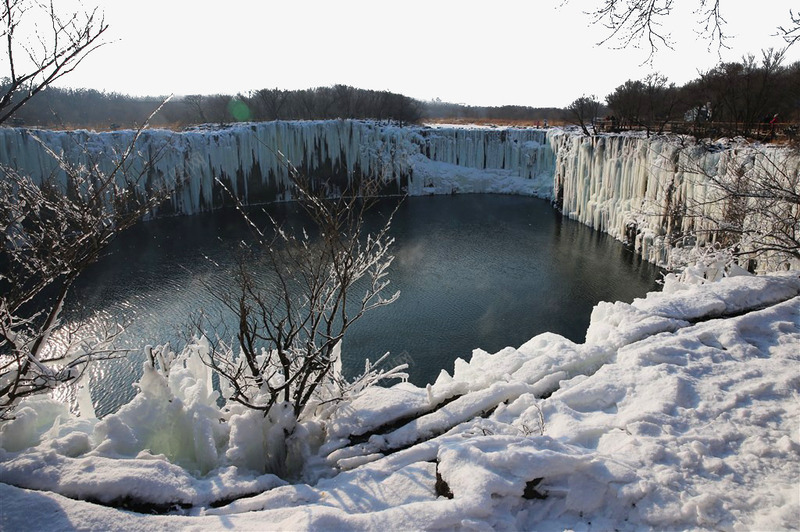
[1,271,798,530]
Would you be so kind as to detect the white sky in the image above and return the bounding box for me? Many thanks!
[22,0,800,107]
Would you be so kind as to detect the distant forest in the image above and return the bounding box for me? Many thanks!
[3,51,798,136]
[2,84,567,130]
[595,50,800,139]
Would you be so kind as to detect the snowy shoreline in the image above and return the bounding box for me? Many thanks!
[1,270,798,530]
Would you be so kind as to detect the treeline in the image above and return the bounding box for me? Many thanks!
[7,51,798,137]
[4,83,565,130]
[425,99,566,123]
[1,84,424,129]
[186,86,424,124]
[572,49,800,139]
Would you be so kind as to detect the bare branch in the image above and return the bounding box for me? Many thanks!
[0,0,109,125]
[1,101,174,419]
[195,158,403,421]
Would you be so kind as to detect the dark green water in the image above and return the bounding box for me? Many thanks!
[65,195,661,416]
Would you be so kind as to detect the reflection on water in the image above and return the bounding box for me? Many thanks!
[63,195,661,417]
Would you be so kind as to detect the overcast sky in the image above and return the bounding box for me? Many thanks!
[32,0,800,107]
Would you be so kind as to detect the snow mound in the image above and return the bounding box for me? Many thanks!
[1,272,799,530]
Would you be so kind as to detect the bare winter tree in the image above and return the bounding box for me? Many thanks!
[0,0,109,124]
[0,113,174,419]
[567,95,602,135]
[197,170,402,420]
[0,1,174,419]
[253,88,287,121]
[606,73,680,136]
[182,94,208,123]
[695,49,789,138]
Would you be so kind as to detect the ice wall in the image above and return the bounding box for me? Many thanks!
[0,121,553,216]
[547,131,800,270]
[2,121,794,269]
[419,126,553,179]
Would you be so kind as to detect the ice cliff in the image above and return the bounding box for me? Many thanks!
[548,132,800,270]
[0,121,554,215]
[1,121,797,268]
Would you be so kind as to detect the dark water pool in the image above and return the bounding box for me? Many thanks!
[64,195,661,416]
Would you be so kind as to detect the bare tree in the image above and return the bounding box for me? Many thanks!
[567,95,602,135]
[253,88,287,121]
[0,0,109,124]
[606,73,680,136]
[182,94,208,123]
[0,111,174,420]
[197,170,401,421]
[0,1,175,419]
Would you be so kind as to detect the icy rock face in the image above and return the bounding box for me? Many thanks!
[0,121,554,216]
[546,131,800,269]
[419,126,553,179]
[4,122,796,269]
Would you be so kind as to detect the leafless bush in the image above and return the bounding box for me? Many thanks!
[195,169,402,420]
[0,111,173,420]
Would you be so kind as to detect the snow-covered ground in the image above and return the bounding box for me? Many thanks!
[2,270,798,530]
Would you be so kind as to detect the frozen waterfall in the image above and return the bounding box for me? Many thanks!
[547,132,800,270]
[1,121,796,269]
[0,121,553,215]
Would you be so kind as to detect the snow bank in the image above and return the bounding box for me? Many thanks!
[2,271,798,530]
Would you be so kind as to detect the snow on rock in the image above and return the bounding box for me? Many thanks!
[2,272,798,530]
[325,382,434,441]
[633,270,800,321]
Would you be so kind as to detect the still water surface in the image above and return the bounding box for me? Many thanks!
[66,195,661,416]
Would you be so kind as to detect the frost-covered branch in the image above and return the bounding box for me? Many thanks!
[0,104,173,420]
[196,164,402,424]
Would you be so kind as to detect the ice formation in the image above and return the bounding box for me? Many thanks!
[2,121,796,270]
[548,133,800,269]
[0,121,554,216]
